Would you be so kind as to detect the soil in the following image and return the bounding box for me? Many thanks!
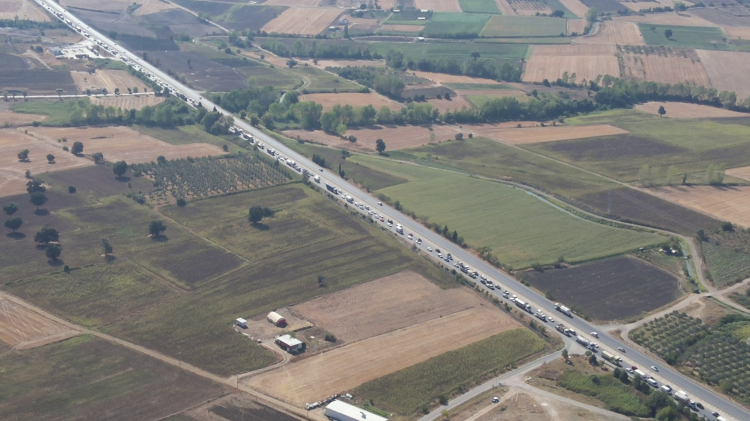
[559,0,590,17]
[697,50,750,101]
[412,70,504,85]
[90,94,165,110]
[261,7,343,36]
[0,110,46,126]
[567,19,587,35]
[615,12,718,27]
[185,393,304,421]
[0,292,80,349]
[284,124,460,152]
[574,21,644,45]
[619,47,712,85]
[468,124,628,145]
[523,45,619,83]
[239,308,314,342]
[298,92,401,111]
[428,95,475,112]
[646,185,750,228]
[0,0,50,21]
[635,102,747,119]
[415,0,462,11]
[70,69,148,93]
[683,297,731,326]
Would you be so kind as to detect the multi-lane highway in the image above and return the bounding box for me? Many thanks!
[34,2,748,419]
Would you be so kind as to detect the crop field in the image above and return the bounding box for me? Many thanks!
[70,69,148,93]
[522,44,619,83]
[635,101,746,119]
[299,92,400,111]
[580,0,627,12]
[353,329,546,415]
[617,12,718,27]
[139,9,218,37]
[481,15,567,37]
[265,0,320,5]
[724,26,750,39]
[172,0,234,17]
[567,18,586,34]
[692,6,750,27]
[238,66,302,91]
[261,7,342,35]
[618,45,711,85]
[90,94,165,110]
[0,335,224,421]
[0,69,77,94]
[414,70,505,84]
[134,125,237,150]
[367,40,528,60]
[132,0,177,16]
[148,50,249,92]
[202,396,299,421]
[646,185,750,228]
[285,124,459,152]
[423,12,491,37]
[697,50,750,102]
[638,23,732,50]
[574,21,644,45]
[416,0,463,11]
[0,111,45,126]
[493,0,516,14]
[559,0,589,17]
[460,0,501,13]
[245,306,520,405]
[27,126,224,165]
[507,0,553,16]
[471,123,628,144]
[60,0,129,13]
[525,256,681,320]
[727,165,750,182]
[288,66,360,92]
[427,94,476,112]
[0,292,79,349]
[0,0,49,21]
[353,155,664,268]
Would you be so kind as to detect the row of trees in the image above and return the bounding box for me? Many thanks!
[259,38,382,60]
[330,67,405,99]
[59,98,203,128]
[384,50,521,82]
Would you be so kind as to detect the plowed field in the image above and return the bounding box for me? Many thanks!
[619,47,711,85]
[615,12,717,27]
[567,19,587,35]
[559,0,589,17]
[70,70,148,93]
[574,21,644,45]
[635,102,747,119]
[91,94,165,110]
[472,124,628,144]
[646,185,750,227]
[727,165,750,182]
[298,92,401,111]
[698,50,750,101]
[0,293,79,350]
[285,124,459,152]
[523,44,619,82]
[416,0,462,11]
[261,7,342,35]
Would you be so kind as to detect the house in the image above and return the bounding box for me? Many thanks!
[275,334,303,353]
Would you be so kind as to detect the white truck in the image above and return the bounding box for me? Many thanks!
[576,335,590,347]
[601,351,622,365]
[395,224,404,235]
[673,390,689,403]
[514,298,532,312]
[535,310,546,321]
[313,175,320,183]
[345,195,354,204]
[267,148,275,156]
[634,369,647,379]
[555,303,572,317]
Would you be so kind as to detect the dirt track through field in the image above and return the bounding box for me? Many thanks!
[262,7,342,35]
[574,21,644,45]
[471,124,628,144]
[646,185,750,227]
[70,70,148,93]
[697,50,750,101]
[0,293,80,349]
[635,102,747,119]
[523,45,619,82]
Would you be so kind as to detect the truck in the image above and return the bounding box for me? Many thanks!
[601,351,622,365]
[535,310,546,321]
[555,303,572,317]
[241,133,254,142]
[267,148,275,156]
[345,195,354,204]
[634,369,647,379]
[325,183,338,194]
[673,390,689,403]
[395,224,404,235]
[556,324,567,334]
[576,335,590,347]
[514,298,532,312]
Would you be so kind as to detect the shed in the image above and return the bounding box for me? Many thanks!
[235,318,247,328]
[275,334,303,353]
[325,400,388,421]
[267,311,287,327]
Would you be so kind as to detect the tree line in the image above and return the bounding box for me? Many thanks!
[259,38,382,60]
[384,50,522,82]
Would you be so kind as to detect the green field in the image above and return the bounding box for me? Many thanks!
[480,16,568,37]
[700,230,750,288]
[135,124,241,151]
[557,369,651,416]
[0,335,223,420]
[290,66,361,92]
[354,329,545,415]
[365,40,529,60]
[475,36,571,44]
[423,13,492,38]
[12,99,90,126]
[460,0,501,14]
[638,24,733,51]
[240,66,303,90]
[350,154,664,269]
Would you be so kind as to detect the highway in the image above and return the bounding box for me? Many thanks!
[34,2,748,419]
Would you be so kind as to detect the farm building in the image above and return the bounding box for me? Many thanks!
[325,400,388,421]
[275,334,304,353]
[267,311,287,327]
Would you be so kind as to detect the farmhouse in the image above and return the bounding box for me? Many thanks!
[325,400,388,421]
[267,311,287,327]
[275,334,303,353]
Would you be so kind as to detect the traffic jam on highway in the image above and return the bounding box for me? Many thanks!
[36,1,735,419]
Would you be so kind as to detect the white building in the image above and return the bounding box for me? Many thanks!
[325,400,388,421]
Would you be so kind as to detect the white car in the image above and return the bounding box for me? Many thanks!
[626,367,634,374]
[492,397,499,403]
[427,247,432,252]
[650,366,659,372]
[416,238,422,244]
[437,253,442,258]
[378,201,383,206]
[591,332,599,338]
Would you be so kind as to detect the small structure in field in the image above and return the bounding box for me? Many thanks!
[235,318,247,328]
[267,311,287,327]
[275,334,304,353]
[325,400,388,421]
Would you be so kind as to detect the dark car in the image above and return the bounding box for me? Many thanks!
[696,403,704,410]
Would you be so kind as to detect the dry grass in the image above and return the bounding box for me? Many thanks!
[469,124,628,144]
[427,95,475,112]
[416,0,463,11]
[615,12,718,27]
[620,0,661,11]
[285,124,460,152]
[132,0,177,16]
[0,293,80,350]
[413,70,504,84]
[697,50,750,101]
[726,166,750,182]
[558,0,589,17]
[635,101,747,119]
[494,0,517,15]
[0,110,46,126]
[70,70,148,93]
[0,0,50,21]
[298,92,401,111]
[574,21,644,45]
[646,185,750,227]
[568,19,587,35]
[90,94,165,110]
[261,7,343,36]
[619,48,711,85]
[523,44,619,83]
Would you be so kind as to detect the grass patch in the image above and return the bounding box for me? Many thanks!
[240,66,303,91]
[353,328,545,415]
[423,13,492,38]
[638,24,733,51]
[480,16,568,37]
[291,66,361,92]
[460,0,501,14]
[444,83,515,90]
[557,369,651,416]
[134,124,240,151]
[11,99,90,126]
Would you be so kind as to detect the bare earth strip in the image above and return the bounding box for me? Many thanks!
[468,124,628,144]
[558,0,589,17]
[523,45,619,83]
[574,21,644,45]
[285,124,460,152]
[615,12,718,27]
[70,70,148,93]
[245,307,520,405]
[299,92,402,111]
[621,51,711,85]
[91,94,165,110]
[646,186,750,227]
[413,70,503,84]
[635,101,747,119]
[0,293,80,350]
[262,8,343,36]
[727,166,750,182]
[494,0,517,15]
[416,0,462,12]
[567,19,587,35]
[697,50,750,101]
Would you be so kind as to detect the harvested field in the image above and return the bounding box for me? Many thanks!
[525,255,682,321]
[132,0,177,16]
[471,124,628,144]
[298,92,401,111]
[574,21,644,45]
[379,24,424,32]
[567,19,587,35]
[646,185,750,227]
[559,0,589,17]
[635,101,747,119]
[620,0,660,11]
[523,44,619,83]
[193,395,300,421]
[413,70,503,84]
[261,7,342,35]
[245,305,519,405]
[60,0,129,12]
[428,95,475,112]
[508,0,552,15]
[618,46,711,85]
[70,69,148,93]
[494,0,516,15]
[265,0,321,5]
[90,94,165,110]
[0,70,77,94]
[697,50,750,101]
[26,126,224,165]
[0,292,79,350]
[0,110,45,126]
[481,16,568,37]
[723,26,750,39]
[727,165,750,182]
[615,12,717,27]
[693,7,750,27]
[285,124,459,152]
[292,270,487,343]
[0,0,49,21]
[416,0,463,11]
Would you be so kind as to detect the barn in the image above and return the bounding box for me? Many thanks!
[325,400,388,421]
[267,311,287,327]
[275,334,304,353]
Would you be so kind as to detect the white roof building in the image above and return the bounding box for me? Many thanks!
[325,400,388,421]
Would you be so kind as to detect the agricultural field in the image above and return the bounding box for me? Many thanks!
[700,229,750,287]
[138,8,220,37]
[635,101,747,118]
[567,18,587,34]
[469,123,628,144]
[0,335,224,421]
[480,16,568,37]
[617,11,718,27]
[0,111,45,127]
[145,49,249,92]
[416,0,464,12]
[522,44,619,83]
[580,0,628,12]
[638,23,732,50]
[131,0,177,16]
[414,70,507,84]
[353,329,546,416]
[423,12,492,37]
[524,255,681,321]
[574,21,644,45]
[241,66,303,91]
[190,395,300,421]
[507,0,554,16]
[70,69,148,93]
[617,45,711,85]
[697,50,750,102]
[170,0,235,17]
[460,0,501,13]
[298,92,400,111]
[0,69,78,94]
[427,94,476,112]
[289,65,360,92]
[90,94,165,110]
[0,0,49,21]
[692,6,750,27]
[352,155,664,269]
[367,40,529,60]
[0,292,79,350]
[494,0,517,14]
[559,0,589,17]
[727,165,750,182]
[285,124,460,152]
[261,7,343,35]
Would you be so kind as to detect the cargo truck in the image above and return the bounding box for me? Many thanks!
[555,303,572,317]
[576,335,590,347]
[313,175,320,183]
[325,183,338,194]
[601,351,622,365]
[514,298,532,312]
[556,324,567,334]
[395,224,404,235]
[634,369,647,379]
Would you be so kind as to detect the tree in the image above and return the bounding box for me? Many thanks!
[706,164,725,185]
[157,155,167,165]
[45,243,62,261]
[249,206,264,224]
[562,348,569,360]
[148,220,167,237]
[4,216,22,233]
[376,138,386,154]
[34,227,59,244]
[664,29,673,39]
[657,406,677,421]
[46,153,55,163]
[658,105,666,117]
[17,149,29,161]
[585,7,598,22]
[26,178,45,193]
[30,192,47,210]
[102,238,113,257]
[112,160,128,178]
[647,390,672,412]
[68,185,76,194]
[92,152,104,163]
[551,9,565,17]
[71,141,84,155]
[3,202,18,216]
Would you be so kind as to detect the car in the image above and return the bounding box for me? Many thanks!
[319,168,324,172]
[416,238,422,244]
[378,202,383,206]
[548,317,555,323]
[618,347,626,353]
[650,366,659,372]
[438,253,442,258]
[712,412,719,417]
[427,247,432,252]
[492,397,499,403]
[625,367,634,374]
[503,290,509,294]
[591,332,599,338]
[696,403,704,410]
[435,249,441,253]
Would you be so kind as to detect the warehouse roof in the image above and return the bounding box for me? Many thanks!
[325,400,388,421]
[276,334,302,347]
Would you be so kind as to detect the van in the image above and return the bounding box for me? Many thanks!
[660,385,672,394]
[646,378,658,387]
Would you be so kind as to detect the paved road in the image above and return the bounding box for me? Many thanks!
[34,2,749,420]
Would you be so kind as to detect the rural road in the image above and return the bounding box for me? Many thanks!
[33,2,750,420]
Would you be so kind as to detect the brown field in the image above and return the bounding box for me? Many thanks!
[380,24,424,32]
[697,50,750,101]
[558,0,589,17]
[26,126,224,165]
[416,0,462,11]
[0,0,50,21]
[620,48,711,85]
[574,21,644,45]
[261,7,343,36]
[494,0,517,15]
[523,44,619,83]
[265,0,321,5]
[726,165,750,182]
[0,110,45,126]
[91,94,165,110]
[646,185,750,227]
[723,26,750,39]
[285,124,460,152]
[635,101,747,118]
[314,58,386,68]
[615,12,717,27]
[509,0,552,16]
[0,292,79,350]
[620,0,659,11]
[376,0,397,9]
[245,305,519,405]
[60,0,129,13]
[413,70,503,85]
[70,69,148,93]
[468,124,628,144]
[428,95,475,112]
[132,0,177,16]
[298,92,401,111]
[567,19,587,35]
